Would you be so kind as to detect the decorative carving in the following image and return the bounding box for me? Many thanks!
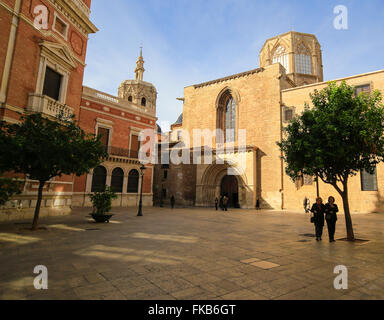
[70,31,84,56]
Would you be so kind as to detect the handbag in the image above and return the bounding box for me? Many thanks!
[310,213,315,223]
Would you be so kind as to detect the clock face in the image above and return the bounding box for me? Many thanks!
[71,31,83,56]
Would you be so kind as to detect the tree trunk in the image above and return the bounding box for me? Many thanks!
[341,181,355,241]
[32,181,45,231]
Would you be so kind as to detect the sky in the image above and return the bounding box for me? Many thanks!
[83,0,384,131]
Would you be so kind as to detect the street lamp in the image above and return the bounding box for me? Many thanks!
[137,164,146,216]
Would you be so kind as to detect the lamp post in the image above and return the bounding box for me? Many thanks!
[137,164,146,216]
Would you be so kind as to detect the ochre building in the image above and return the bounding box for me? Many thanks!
[156,31,384,213]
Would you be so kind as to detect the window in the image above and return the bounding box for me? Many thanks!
[91,166,107,192]
[130,134,140,159]
[217,90,237,143]
[42,67,62,101]
[163,170,168,180]
[283,107,294,122]
[128,96,133,102]
[295,54,312,74]
[355,84,371,96]
[177,130,182,141]
[272,45,290,73]
[295,43,312,75]
[361,167,378,191]
[111,168,124,193]
[141,97,146,106]
[98,127,110,151]
[162,188,167,198]
[127,169,139,193]
[53,14,68,39]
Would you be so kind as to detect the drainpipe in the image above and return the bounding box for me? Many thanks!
[0,0,23,107]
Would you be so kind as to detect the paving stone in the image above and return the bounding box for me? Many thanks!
[1,207,383,300]
[250,261,280,270]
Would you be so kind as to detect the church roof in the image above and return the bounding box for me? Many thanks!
[156,124,162,134]
[174,113,183,125]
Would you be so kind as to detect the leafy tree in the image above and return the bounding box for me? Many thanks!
[0,177,22,207]
[0,113,108,230]
[278,81,384,241]
[0,121,23,206]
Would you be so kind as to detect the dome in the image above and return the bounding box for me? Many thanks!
[174,113,183,125]
[156,124,162,134]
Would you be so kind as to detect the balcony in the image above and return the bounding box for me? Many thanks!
[28,93,74,119]
[105,146,139,159]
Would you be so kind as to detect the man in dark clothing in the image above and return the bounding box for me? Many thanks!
[215,197,219,211]
[222,196,229,211]
[170,195,175,209]
[310,197,326,241]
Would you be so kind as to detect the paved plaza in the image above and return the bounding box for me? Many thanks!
[0,207,383,300]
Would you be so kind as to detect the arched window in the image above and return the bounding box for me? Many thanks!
[127,169,139,193]
[111,167,124,193]
[272,45,290,72]
[217,91,236,143]
[91,166,107,192]
[141,97,146,106]
[295,43,312,75]
[128,96,133,102]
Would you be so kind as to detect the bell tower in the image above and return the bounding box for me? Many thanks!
[118,49,157,114]
[135,48,145,81]
[259,31,324,86]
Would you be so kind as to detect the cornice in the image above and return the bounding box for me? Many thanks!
[47,0,98,35]
[193,68,264,89]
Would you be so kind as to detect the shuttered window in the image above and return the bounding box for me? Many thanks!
[361,167,378,191]
[98,127,110,151]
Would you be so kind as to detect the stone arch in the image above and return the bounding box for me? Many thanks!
[200,160,248,208]
[295,41,311,55]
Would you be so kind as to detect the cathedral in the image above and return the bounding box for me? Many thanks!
[155,31,384,214]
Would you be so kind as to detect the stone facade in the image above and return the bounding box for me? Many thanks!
[156,31,384,213]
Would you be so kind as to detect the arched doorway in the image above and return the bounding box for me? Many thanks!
[220,175,239,208]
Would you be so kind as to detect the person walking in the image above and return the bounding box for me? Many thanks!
[219,195,224,211]
[256,199,260,210]
[215,197,219,211]
[222,195,229,211]
[170,195,175,209]
[325,196,338,242]
[310,197,326,241]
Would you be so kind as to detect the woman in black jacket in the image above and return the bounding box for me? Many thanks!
[325,196,339,242]
[311,197,326,241]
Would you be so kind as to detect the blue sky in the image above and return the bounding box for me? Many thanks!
[83,0,384,131]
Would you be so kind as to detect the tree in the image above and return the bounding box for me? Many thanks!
[0,121,23,206]
[0,177,22,207]
[278,81,384,241]
[0,113,108,230]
